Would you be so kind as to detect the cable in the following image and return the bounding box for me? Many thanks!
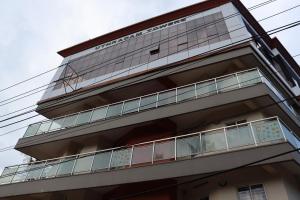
[293,53,300,58]
[0,70,296,156]
[113,148,300,200]
[0,0,279,95]
[1,18,299,130]
[0,0,286,109]
[1,0,297,121]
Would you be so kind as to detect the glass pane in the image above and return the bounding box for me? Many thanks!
[76,111,92,125]
[238,70,261,87]
[252,119,284,144]
[24,123,41,137]
[154,140,175,161]
[110,148,132,168]
[158,90,176,106]
[40,160,60,178]
[56,158,76,176]
[251,184,267,200]
[123,99,140,114]
[106,103,123,118]
[217,74,239,92]
[226,124,255,148]
[62,114,78,128]
[0,166,18,184]
[176,135,200,158]
[202,129,227,153]
[238,187,251,200]
[91,107,107,122]
[140,94,157,111]
[196,80,217,98]
[37,121,52,134]
[280,122,297,148]
[91,151,111,171]
[131,143,153,165]
[49,117,65,132]
[177,85,195,102]
[73,154,94,174]
[26,162,45,181]
[12,165,28,183]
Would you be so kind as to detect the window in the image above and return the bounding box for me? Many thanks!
[150,48,160,55]
[238,184,267,200]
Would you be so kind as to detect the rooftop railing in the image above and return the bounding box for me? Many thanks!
[23,68,297,138]
[1,116,299,185]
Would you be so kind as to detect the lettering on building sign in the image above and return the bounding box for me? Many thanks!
[95,18,187,51]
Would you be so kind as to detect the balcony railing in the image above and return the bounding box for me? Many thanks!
[23,68,297,138]
[1,117,299,185]
[23,68,262,138]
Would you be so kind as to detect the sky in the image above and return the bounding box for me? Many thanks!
[0,0,299,172]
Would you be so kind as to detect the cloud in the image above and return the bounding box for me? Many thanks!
[0,0,299,173]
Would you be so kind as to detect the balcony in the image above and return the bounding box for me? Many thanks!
[1,117,300,186]
[23,68,297,139]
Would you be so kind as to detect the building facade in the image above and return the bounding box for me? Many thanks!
[1,0,300,199]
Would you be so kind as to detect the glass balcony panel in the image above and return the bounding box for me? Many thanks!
[176,135,201,158]
[76,111,92,125]
[0,166,18,184]
[217,74,239,92]
[106,103,123,118]
[131,143,153,165]
[279,121,299,148]
[158,90,176,107]
[12,165,28,183]
[37,121,52,134]
[91,151,111,171]
[40,160,60,178]
[226,124,255,149]
[26,162,45,181]
[24,123,41,137]
[73,154,94,174]
[202,129,227,153]
[62,114,78,128]
[196,80,217,98]
[123,99,140,114]
[238,70,261,87]
[91,106,108,122]
[49,117,65,132]
[154,139,175,161]
[56,157,76,176]
[177,85,195,102]
[252,119,284,144]
[140,94,157,111]
[110,148,132,168]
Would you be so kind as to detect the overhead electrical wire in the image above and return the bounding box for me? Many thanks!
[1,0,293,110]
[0,4,299,122]
[0,0,280,95]
[1,1,299,122]
[1,18,300,130]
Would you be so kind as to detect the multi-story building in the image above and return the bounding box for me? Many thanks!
[1,0,300,199]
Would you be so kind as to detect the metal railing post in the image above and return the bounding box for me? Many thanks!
[151,142,155,164]
[174,138,177,160]
[249,122,258,146]
[236,73,241,88]
[214,78,218,94]
[194,83,198,99]
[89,153,96,172]
[129,146,134,167]
[108,150,114,170]
[156,93,159,108]
[137,97,142,112]
[224,128,229,150]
